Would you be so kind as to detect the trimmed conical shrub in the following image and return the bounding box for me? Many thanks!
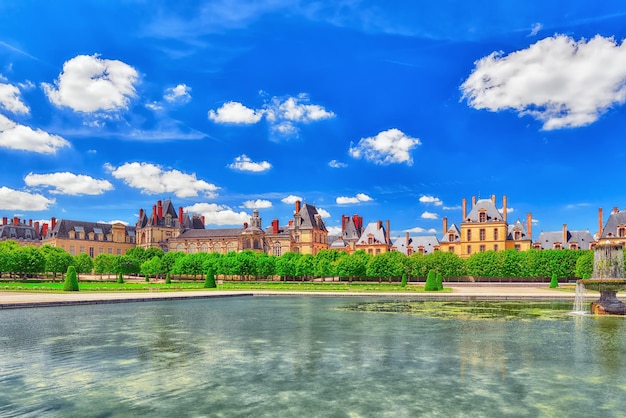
[165,273,171,284]
[63,265,79,291]
[204,270,217,288]
[401,273,408,287]
[424,269,438,291]
[550,273,559,288]
[117,272,124,284]
[436,273,443,291]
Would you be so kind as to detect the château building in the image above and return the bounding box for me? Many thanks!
[392,232,440,255]
[329,214,364,252]
[439,195,533,258]
[41,218,136,256]
[0,217,43,246]
[533,224,595,250]
[597,207,626,245]
[136,199,204,251]
[355,220,392,255]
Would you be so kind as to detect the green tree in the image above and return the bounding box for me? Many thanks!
[275,252,302,280]
[424,269,438,291]
[256,254,277,279]
[116,255,140,275]
[401,273,408,287]
[575,250,594,279]
[140,256,164,278]
[236,250,258,280]
[117,272,124,283]
[436,272,443,290]
[336,250,371,281]
[204,270,217,288]
[161,251,185,275]
[550,273,559,288]
[13,245,45,278]
[94,253,118,277]
[466,251,501,278]
[40,245,73,281]
[366,251,406,282]
[73,253,94,279]
[63,265,79,291]
[296,254,315,280]
[165,273,171,284]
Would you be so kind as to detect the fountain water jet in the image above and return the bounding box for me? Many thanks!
[579,242,626,315]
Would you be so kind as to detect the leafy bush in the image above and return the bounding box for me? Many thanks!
[424,269,438,291]
[436,273,443,290]
[117,272,124,284]
[165,273,171,284]
[204,270,217,288]
[63,265,79,291]
[550,273,558,288]
[401,273,407,287]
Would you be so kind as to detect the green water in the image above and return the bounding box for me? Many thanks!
[1,297,625,417]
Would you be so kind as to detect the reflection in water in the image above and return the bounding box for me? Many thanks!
[1,297,626,417]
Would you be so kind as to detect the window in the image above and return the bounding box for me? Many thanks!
[448,233,455,242]
[201,243,209,253]
[407,247,413,256]
[569,243,578,250]
[554,243,562,250]
[176,244,185,252]
[493,228,499,241]
[514,231,521,240]
[188,243,197,254]
[479,229,486,241]
[466,245,471,254]
[375,249,381,255]
[479,211,486,222]
[448,246,455,253]
[368,236,374,245]
[273,242,282,256]
[619,227,626,238]
[69,246,75,255]
[514,244,521,251]
[479,245,486,252]
[99,248,104,254]
[89,247,94,258]
[117,249,122,255]
[295,235,300,243]
[213,242,222,253]
[493,245,498,251]
[466,230,471,241]
[108,248,113,254]
[79,246,85,253]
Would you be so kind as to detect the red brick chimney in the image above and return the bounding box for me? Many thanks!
[462,198,467,220]
[13,217,19,226]
[295,200,301,213]
[139,208,144,220]
[562,224,568,244]
[201,215,205,226]
[157,200,163,218]
[405,231,409,249]
[51,217,56,229]
[178,207,184,225]
[2,217,6,225]
[527,213,533,240]
[386,220,390,244]
[503,195,507,222]
[342,215,349,233]
[614,207,619,214]
[34,221,39,235]
[272,219,279,234]
[377,220,382,230]
[443,216,448,235]
[598,208,604,237]
[152,205,158,225]
[42,223,48,237]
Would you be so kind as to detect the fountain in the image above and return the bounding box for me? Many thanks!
[579,242,626,315]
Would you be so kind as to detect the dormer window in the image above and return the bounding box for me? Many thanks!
[479,211,486,222]
[448,233,455,242]
[514,231,521,240]
[619,226,626,237]
[165,214,172,227]
[368,235,374,245]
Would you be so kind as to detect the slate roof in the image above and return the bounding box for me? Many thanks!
[440,223,461,243]
[465,199,504,222]
[342,217,361,241]
[176,228,244,239]
[46,219,135,240]
[507,220,530,240]
[356,222,389,246]
[601,209,626,238]
[330,237,350,249]
[535,230,594,250]
[0,222,40,241]
[393,235,439,255]
[294,203,327,231]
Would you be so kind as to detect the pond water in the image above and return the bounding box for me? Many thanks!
[1,296,626,417]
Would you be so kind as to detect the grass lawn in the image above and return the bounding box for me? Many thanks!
[0,280,448,293]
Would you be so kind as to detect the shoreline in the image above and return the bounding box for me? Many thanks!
[0,283,603,309]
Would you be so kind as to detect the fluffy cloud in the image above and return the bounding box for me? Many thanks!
[0,83,29,114]
[529,23,542,36]
[0,186,55,211]
[326,225,342,236]
[42,54,138,113]
[443,205,462,211]
[208,93,334,137]
[184,202,249,226]
[336,193,372,205]
[461,35,626,130]
[208,101,263,124]
[281,195,303,204]
[107,162,218,198]
[228,155,272,172]
[419,195,442,206]
[0,114,70,154]
[164,84,191,103]
[99,219,129,226]
[349,128,421,165]
[242,199,272,209]
[328,159,347,168]
[405,227,438,234]
[24,172,113,195]
[420,211,439,220]
[317,208,331,218]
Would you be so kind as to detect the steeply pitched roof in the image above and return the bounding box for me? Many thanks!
[294,203,327,232]
[465,198,504,222]
[601,209,626,238]
[440,223,460,243]
[0,223,39,241]
[507,220,530,240]
[356,222,389,246]
[175,228,244,239]
[392,235,439,254]
[342,217,361,240]
[535,230,594,249]
[47,219,135,239]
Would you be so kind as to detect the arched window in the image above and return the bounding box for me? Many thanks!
[213,242,222,253]
[200,243,209,252]
[176,243,185,252]
[188,243,197,254]
[273,242,282,256]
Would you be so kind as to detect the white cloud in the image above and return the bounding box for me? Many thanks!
[24,172,113,195]
[99,219,129,226]
[208,94,334,137]
[499,206,514,213]
[461,35,626,130]
[228,154,272,172]
[164,84,191,103]
[328,159,347,168]
[107,162,218,198]
[405,227,438,234]
[349,128,421,165]
[145,101,163,111]
[242,199,272,209]
[0,83,29,114]
[184,202,249,226]
[443,205,462,211]
[421,211,439,220]
[42,54,138,113]
[326,225,342,236]
[208,101,263,124]
[317,208,331,218]
[336,193,372,205]
[0,114,70,154]
[419,195,442,206]
[0,186,55,211]
[281,195,303,204]
[529,23,542,37]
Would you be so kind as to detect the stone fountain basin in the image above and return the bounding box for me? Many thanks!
[579,279,626,292]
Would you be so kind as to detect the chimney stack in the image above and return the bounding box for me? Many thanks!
[377,220,382,230]
[201,215,205,226]
[598,208,604,237]
[472,195,476,207]
[244,222,248,229]
[13,217,19,226]
[152,205,158,225]
[42,223,49,237]
[491,194,496,203]
[139,208,144,220]
[527,213,533,241]
[563,224,568,244]
[614,207,619,214]
[272,219,279,234]
[51,217,56,229]
[342,215,349,233]
[443,217,448,235]
[157,200,163,218]
[2,217,6,225]
[386,220,390,244]
[295,200,301,213]
[34,221,39,235]
[178,207,184,225]
[502,195,507,222]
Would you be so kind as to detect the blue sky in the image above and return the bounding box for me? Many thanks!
[2,1,626,240]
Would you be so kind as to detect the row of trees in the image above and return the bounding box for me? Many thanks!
[0,240,600,281]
